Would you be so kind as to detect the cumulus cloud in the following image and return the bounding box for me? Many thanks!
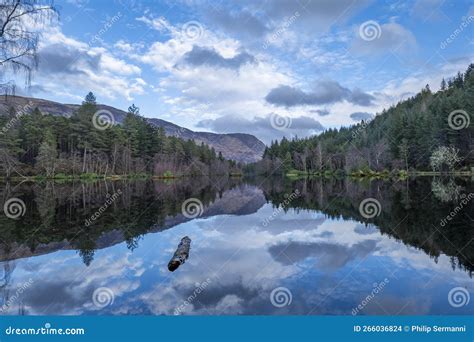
[197,113,324,144]
[134,15,243,73]
[349,88,377,106]
[32,26,145,101]
[38,44,100,75]
[350,112,374,121]
[180,45,256,69]
[265,81,375,107]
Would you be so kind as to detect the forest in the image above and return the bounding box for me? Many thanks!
[1,65,472,180]
[0,92,240,179]
[250,64,473,177]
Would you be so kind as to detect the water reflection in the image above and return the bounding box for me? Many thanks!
[0,176,472,315]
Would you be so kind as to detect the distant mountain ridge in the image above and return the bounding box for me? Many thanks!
[0,96,265,163]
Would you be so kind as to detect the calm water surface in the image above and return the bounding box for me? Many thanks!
[0,177,472,315]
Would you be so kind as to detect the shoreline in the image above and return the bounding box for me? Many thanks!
[0,170,471,183]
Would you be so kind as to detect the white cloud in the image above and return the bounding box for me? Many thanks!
[351,21,418,56]
[24,24,146,101]
[134,15,241,72]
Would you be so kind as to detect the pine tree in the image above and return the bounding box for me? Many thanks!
[84,92,96,105]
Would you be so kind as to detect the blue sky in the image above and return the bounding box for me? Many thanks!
[16,0,474,143]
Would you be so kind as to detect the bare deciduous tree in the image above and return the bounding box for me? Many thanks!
[0,0,57,95]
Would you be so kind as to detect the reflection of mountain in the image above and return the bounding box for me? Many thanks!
[1,177,473,316]
[1,177,472,277]
[0,180,266,263]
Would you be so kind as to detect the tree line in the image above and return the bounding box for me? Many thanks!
[250,64,473,176]
[0,92,240,178]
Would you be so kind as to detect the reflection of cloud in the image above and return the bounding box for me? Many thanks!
[363,295,432,315]
[268,240,378,270]
[4,253,144,315]
[354,224,379,235]
[3,190,473,316]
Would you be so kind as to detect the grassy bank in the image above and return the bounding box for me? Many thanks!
[285,168,473,179]
[1,171,244,183]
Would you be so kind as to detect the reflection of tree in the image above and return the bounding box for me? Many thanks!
[34,181,57,226]
[0,177,241,265]
[78,248,95,267]
[255,176,474,276]
[0,261,16,312]
[125,236,141,252]
[3,176,472,275]
[76,232,97,266]
[431,177,463,202]
[0,261,15,289]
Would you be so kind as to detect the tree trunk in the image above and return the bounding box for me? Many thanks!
[168,236,191,272]
[82,147,87,173]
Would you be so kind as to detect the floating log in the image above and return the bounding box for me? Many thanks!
[168,236,191,272]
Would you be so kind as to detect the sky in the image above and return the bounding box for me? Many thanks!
[12,0,474,144]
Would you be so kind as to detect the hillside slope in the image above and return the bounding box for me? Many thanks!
[254,64,473,174]
[0,96,265,163]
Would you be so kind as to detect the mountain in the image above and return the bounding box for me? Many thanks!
[0,95,265,163]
